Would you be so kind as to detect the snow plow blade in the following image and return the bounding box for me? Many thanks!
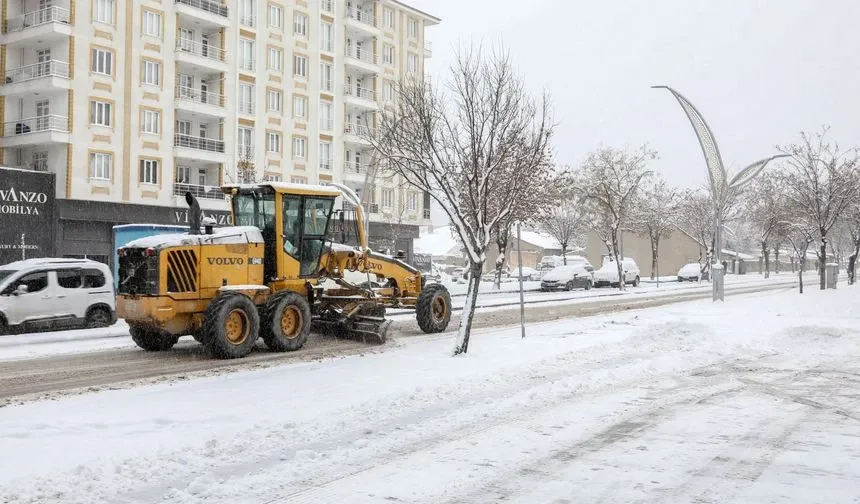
[312,314,391,345]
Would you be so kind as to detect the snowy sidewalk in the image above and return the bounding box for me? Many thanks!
[1,287,859,504]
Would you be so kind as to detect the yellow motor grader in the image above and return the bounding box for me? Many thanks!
[115,182,452,359]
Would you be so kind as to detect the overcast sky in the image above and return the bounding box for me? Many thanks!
[412,0,859,227]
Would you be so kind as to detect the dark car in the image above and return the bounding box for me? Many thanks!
[540,265,593,291]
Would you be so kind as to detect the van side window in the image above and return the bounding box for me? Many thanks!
[2,272,48,295]
[83,269,106,288]
[57,269,83,289]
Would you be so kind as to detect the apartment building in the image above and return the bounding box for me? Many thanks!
[0,0,438,264]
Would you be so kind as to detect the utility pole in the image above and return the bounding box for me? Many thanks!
[516,222,526,339]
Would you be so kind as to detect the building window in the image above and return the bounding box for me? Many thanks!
[294,13,308,38]
[320,21,333,52]
[91,48,113,76]
[407,192,417,211]
[383,81,394,101]
[292,137,306,159]
[293,55,307,78]
[176,165,190,183]
[384,45,394,65]
[32,152,48,172]
[142,60,161,86]
[267,132,281,153]
[319,100,333,131]
[237,127,253,159]
[141,109,160,135]
[291,176,307,184]
[384,8,395,28]
[293,95,307,118]
[239,0,256,27]
[94,0,115,24]
[143,11,162,38]
[90,101,112,127]
[240,38,255,71]
[268,47,282,71]
[319,141,332,170]
[319,62,333,92]
[382,189,394,208]
[90,153,112,180]
[267,89,282,113]
[407,53,418,73]
[264,174,282,182]
[407,18,419,38]
[139,159,159,185]
[239,83,254,114]
[268,4,282,28]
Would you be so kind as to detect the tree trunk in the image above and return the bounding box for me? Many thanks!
[612,229,624,291]
[762,241,770,279]
[562,244,568,265]
[650,235,658,280]
[774,248,780,274]
[493,228,510,290]
[848,240,859,286]
[453,261,484,356]
[799,263,804,294]
[819,239,827,290]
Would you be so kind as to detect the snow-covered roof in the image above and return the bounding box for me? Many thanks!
[123,226,264,249]
[518,231,562,251]
[721,249,756,261]
[222,182,342,197]
[0,258,106,270]
[414,226,463,257]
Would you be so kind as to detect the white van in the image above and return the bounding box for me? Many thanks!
[0,258,116,334]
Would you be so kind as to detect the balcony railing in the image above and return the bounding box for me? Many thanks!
[237,146,254,159]
[320,79,333,93]
[3,61,70,84]
[345,84,375,101]
[175,85,225,107]
[320,118,334,131]
[5,6,70,32]
[344,46,376,64]
[344,161,369,174]
[173,182,225,200]
[319,160,332,171]
[321,0,334,13]
[175,38,226,62]
[239,15,256,28]
[174,133,225,153]
[175,0,228,18]
[3,115,69,137]
[346,6,375,27]
[238,100,255,115]
[239,59,256,72]
[344,123,370,136]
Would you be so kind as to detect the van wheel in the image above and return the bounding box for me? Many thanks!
[633,276,640,287]
[585,281,592,291]
[131,326,179,351]
[565,281,574,291]
[86,307,112,328]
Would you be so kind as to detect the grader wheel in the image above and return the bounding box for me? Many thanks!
[416,283,452,333]
[262,292,312,352]
[202,293,260,359]
[130,325,179,352]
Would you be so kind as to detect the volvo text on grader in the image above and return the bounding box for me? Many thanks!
[115,183,452,359]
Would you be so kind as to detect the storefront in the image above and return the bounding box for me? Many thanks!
[0,167,56,265]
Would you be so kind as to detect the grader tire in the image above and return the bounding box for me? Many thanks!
[261,292,311,352]
[202,293,260,359]
[416,283,452,334]
[130,325,179,352]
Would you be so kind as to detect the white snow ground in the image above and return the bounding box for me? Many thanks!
[1,285,859,504]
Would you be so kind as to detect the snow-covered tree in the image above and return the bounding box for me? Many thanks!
[842,199,860,285]
[368,45,554,355]
[743,175,789,278]
[635,176,681,280]
[778,128,860,290]
[581,146,655,290]
[677,189,715,274]
[539,184,587,265]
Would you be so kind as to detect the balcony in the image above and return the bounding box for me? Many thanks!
[173,182,225,201]
[344,123,372,146]
[175,0,229,27]
[175,39,228,72]
[344,83,377,109]
[174,133,225,163]
[1,6,73,46]
[174,85,227,118]
[1,61,70,96]
[344,45,378,73]
[343,161,369,179]
[346,6,377,34]
[1,115,70,147]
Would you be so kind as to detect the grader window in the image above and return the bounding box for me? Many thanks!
[299,198,334,277]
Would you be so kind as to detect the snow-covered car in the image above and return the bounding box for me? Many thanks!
[593,258,640,288]
[0,258,116,334]
[508,266,538,281]
[540,265,593,291]
[482,270,510,283]
[563,255,595,272]
[677,263,708,282]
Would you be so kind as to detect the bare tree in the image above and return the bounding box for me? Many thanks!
[778,128,860,289]
[635,176,681,281]
[581,146,655,290]
[368,46,554,355]
[539,186,587,265]
[842,199,860,285]
[743,175,789,278]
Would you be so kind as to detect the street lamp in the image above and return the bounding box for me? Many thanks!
[652,85,787,301]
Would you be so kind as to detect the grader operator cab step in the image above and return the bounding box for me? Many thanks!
[116,182,452,359]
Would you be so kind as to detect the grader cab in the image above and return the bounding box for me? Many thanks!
[116,182,451,359]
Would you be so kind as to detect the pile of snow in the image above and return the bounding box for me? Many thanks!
[414,225,463,257]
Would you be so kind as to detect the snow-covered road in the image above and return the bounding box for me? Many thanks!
[1,286,858,504]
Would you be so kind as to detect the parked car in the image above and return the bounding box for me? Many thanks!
[540,265,593,291]
[563,255,595,272]
[0,258,116,335]
[677,263,709,282]
[593,258,641,287]
[508,266,539,281]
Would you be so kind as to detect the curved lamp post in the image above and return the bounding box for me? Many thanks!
[652,85,788,301]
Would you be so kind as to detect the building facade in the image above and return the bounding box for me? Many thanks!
[0,0,437,264]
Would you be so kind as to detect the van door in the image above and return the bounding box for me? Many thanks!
[55,268,84,323]
[0,270,52,328]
